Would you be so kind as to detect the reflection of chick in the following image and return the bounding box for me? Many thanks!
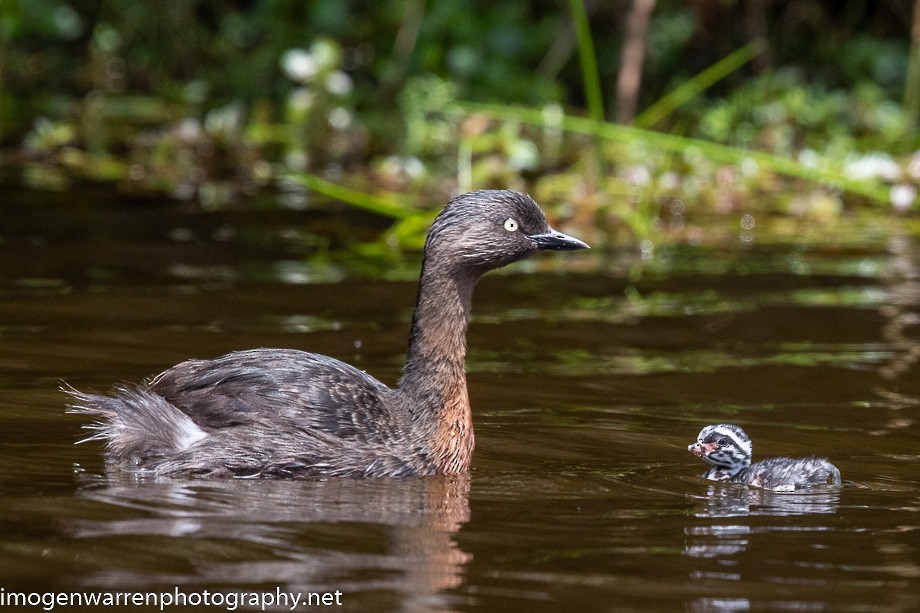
[688,424,841,492]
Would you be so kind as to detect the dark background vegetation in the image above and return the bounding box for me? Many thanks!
[1,0,918,243]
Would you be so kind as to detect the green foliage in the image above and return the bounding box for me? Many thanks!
[1,0,918,248]
[398,75,459,161]
[689,68,916,156]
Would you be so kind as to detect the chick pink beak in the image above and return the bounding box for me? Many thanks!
[689,442,718,457]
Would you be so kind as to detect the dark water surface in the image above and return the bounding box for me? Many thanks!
[1,187,919,612]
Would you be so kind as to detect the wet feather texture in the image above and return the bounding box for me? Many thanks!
[65,190,588,478]
[688,424,842,491]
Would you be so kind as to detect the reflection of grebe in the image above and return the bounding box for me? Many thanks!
[69,475,473,606]
[65,191,587,478]
[688,424,841,491]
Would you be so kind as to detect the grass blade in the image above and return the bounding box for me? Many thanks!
[635,44,758,129]
[288,173,416,219]
[568,0,605,122]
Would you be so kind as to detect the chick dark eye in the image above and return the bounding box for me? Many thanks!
[503,218,519,232]
[717,437,728,446]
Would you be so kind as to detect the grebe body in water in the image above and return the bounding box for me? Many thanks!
[689,424,841,491]
[66,190,588,478]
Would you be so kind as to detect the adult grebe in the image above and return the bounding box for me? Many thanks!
[66,190,588,478]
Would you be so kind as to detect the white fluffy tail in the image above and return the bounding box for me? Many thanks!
[63,383,207,464]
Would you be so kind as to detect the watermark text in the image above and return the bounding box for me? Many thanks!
[0,587,343,611]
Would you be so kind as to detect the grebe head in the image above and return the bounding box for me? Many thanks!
[423,190,588,275]
[688,424,753,472]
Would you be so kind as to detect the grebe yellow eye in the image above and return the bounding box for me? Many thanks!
[503,218,518,232]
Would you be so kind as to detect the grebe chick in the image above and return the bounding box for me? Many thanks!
[66,190,588,479]
[688,424,841,491]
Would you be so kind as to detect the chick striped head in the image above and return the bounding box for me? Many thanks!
[688,424,752,471]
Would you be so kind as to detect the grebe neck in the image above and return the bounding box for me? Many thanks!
[397,261,476,472]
